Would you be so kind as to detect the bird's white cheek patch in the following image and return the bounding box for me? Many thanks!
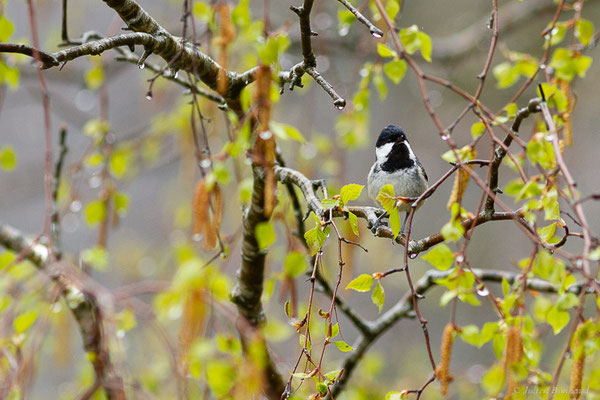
[376,142,394,162]
[404,142,418,163]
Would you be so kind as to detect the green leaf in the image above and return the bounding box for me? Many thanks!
[399,25,432,62]
[0,62,20,90]
[84,64,104,91]
[334,340,355,352]
[388,208,402,239]
[345,274,374,292]
[459,324,480,346]
[284,251,307,278]
[85,200,106,227]
[376,184,396,212]
[271,122,306,143]
[340,184,364,205]
[113,192,129,216]
[193,2,213,22]
[471,122,485,139]
[555,292,579,311]
[383,59,407,84]
[385,392,408,400]
[547,305,569,334]
[493,61,519,89]
[0,16,15,42]
[83,119,110,140]
[206,360,236,396]
[549,48,592,81]
[480,322,498,346]
[575,19,594,46]
[347,211,359,236]
[0,146,17,171]
[321,198,340,210]
[422,244,454,271]
[81,246,108,271]
[377,43,397,58]
[13,310,37,333]
[482,364,505,396]
[371,281,385,312]
[257,34,290,65]
[304,226,327,255]
[255,222,276,250]
[109,147,132,179]
[502,277,510,297]
[316,382,328,396]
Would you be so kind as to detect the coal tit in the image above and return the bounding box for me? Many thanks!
[367,125,428,232]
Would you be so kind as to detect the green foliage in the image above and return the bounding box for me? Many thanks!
[334,340,354,352]
[549,48,592,82]
[0,146,17,170]
[81,246,108,270]
[376,184,401,238]
[84,200,106,227]
[13,309,37,333]
[255,221,276,250]
[399,25,432,62]
[422,244,454,271]
[345,274,374,292]
[284,251,307,278]
[371,280,385,312]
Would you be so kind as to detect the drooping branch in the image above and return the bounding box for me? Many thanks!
[0,223,125,400]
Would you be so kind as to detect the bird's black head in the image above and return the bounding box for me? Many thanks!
[375,125,407,148]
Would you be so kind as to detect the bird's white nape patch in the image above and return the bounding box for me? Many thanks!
[375,142,394,162]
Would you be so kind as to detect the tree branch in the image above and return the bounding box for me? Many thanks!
[485,98,541,213]
[0,223,125,400]
[330,267,589,397]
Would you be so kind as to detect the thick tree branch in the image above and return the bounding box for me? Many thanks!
[0,223,125,400]
[230,166,286,399]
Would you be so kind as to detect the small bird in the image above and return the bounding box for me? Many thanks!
[367,124,429,233]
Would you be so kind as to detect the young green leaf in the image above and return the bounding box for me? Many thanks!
[334,340,355,352]
[304,226,327,255]
[85,200,107,227]
[0,146,17,171]
[255,221,276,250]
[575,19,594,46]
[422,244,455,270]
[347,211,359,236]
[13,310,38,333]
[321,198,340,210]
[345,274,374,292]
[383,59,407,84]
[340,184,364,205]
[376,184,396,212]
[389,208,401,239]
[377,43,397,58]
[372,281,385,312]
[284,251,307,278]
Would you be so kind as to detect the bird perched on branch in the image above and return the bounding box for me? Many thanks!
[367,124,429,233]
